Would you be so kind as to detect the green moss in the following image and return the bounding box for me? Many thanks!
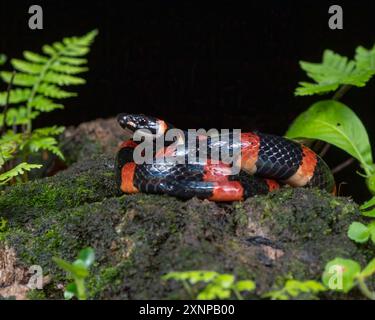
[26,290,46,300]
[0,154,369,300]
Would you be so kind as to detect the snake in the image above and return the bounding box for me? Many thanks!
[115,113,335,201]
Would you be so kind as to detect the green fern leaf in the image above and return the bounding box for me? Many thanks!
[42,44,57,56]
[355,45,375,71]
[11,59,44,74]
[0,140,18,165]
[0,162,42,185]
[59,57,88,66]
[63,30,98,47]
[296,47,375,96]
[0,107,39,125]
[23,51,49,63]
[30,96,64,112]
[24,136,64,160]
[0,88,31,106]
[1,71,38,87]
[50,62,88,74]
[37,83,77,99]
[44,71,86,85]
[33,125,65,136]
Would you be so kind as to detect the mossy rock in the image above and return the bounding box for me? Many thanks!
[0,154,372,299]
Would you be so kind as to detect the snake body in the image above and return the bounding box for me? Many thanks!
[115,114,335,201]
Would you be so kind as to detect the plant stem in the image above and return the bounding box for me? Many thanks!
[332,158,355,174]
[357,277,375,300]
[232,288,244,300]
[332,85,352,101]
[182,280,195,299]
[75,278,87,300]
[26,57,56,133]
[319,143,331,157]
[0,70,16,135]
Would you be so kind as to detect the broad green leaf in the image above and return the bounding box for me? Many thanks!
[78,247,95,268]
[360,197,375,217]
[348,222,370,243]
[286,100,373,170]
[360,258,375,278]
[234,280,256,292]
[197,284,231,300]
[213,274,234,289]
[322,258,361,293]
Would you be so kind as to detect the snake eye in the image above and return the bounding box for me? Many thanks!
[117,113,128,128]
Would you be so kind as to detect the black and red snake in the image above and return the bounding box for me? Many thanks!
[115,114,335,202]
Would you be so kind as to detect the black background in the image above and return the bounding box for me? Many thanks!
[0,0,374,200]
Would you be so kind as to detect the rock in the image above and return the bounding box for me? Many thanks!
[0,118,371,300]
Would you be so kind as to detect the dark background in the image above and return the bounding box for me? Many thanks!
[0,0,374,200]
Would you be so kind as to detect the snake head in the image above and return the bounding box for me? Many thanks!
[117,113,168,137]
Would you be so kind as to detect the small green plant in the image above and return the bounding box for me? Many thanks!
[0,30,98,185]
[263,279,326,300]
[287,45,375,300]
[0,54,6,66]
[322,257,375,299]
[162,270,255,300]
[294,47,375,96]
[53,247,95,300]
[287,44,375,195]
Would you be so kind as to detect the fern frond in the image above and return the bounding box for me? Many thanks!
[0,107,39,125]
[296,46,375,96]
[11,59,44,74]
[23,51,49,63]
[44,71,86,85]
[355,45,375,71]
[59,57,88,65]
[37,83,77,99]
[1,29,97,112]
[23,136,64,160]
[0,140,18,165]
[30,96,64,112]
[50,62,88,74]
[0,88,31,106]
[33,125,65,136]
[1,71,38,87]
[0,162,42,185]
